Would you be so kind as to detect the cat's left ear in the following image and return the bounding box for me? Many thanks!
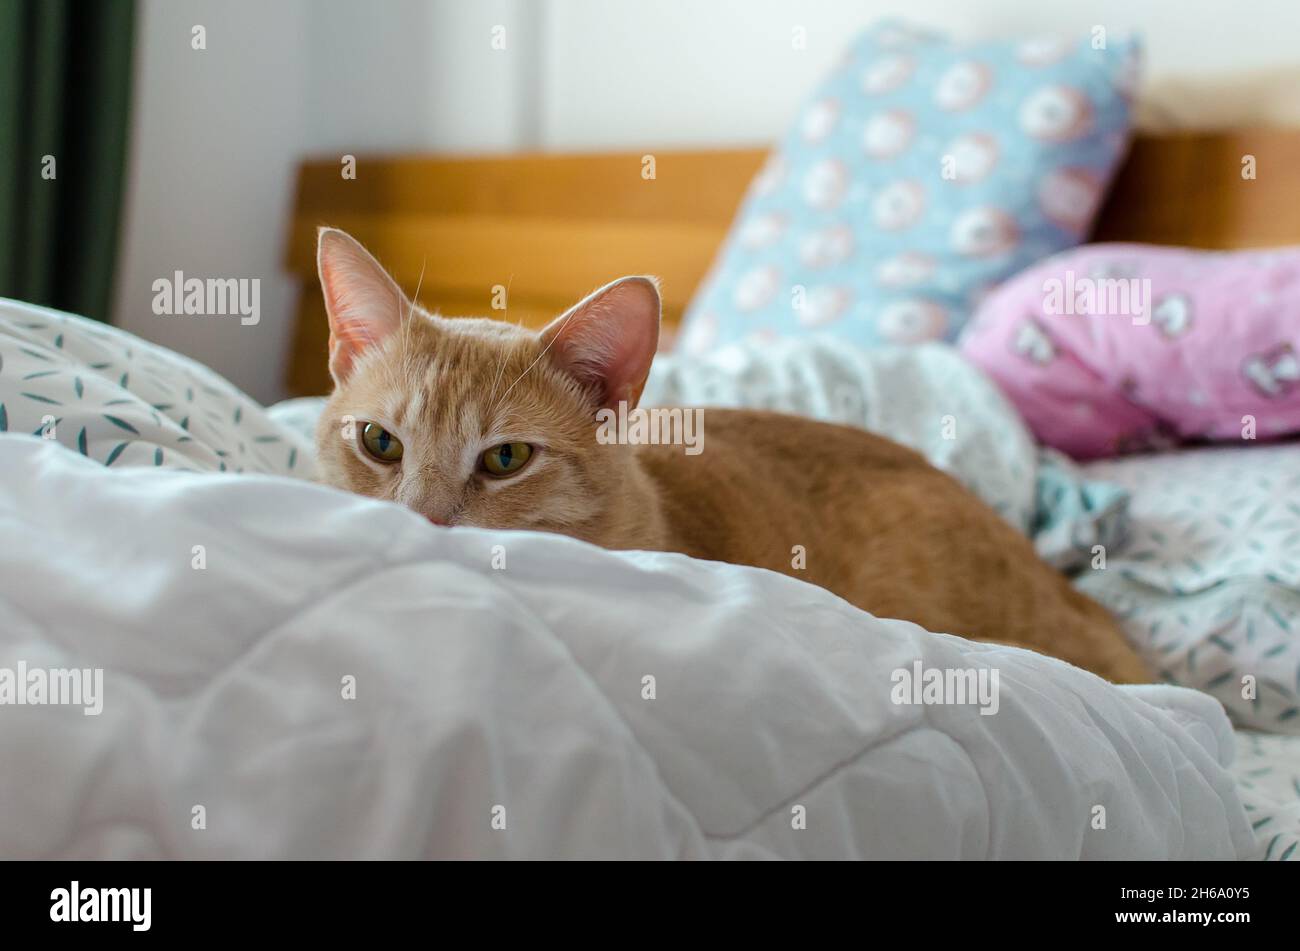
[317,227,410,384]
[540,276,661,410]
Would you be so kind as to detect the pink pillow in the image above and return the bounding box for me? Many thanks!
[959,243,1300,458]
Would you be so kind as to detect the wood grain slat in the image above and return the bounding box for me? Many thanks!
[286,288,330,398]
[292,150,768,220]
[1092,130,1300,248]
[285,214,731,309]
[283,149,766,394]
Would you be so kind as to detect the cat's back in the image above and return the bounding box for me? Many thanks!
[635,405,1041,618]
[644,406,933,487]
[633,407,1149,684]
[634,407,959,568]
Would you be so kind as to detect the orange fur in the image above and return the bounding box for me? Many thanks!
[313,229,1150,683]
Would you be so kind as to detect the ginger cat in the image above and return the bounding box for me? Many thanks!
[312,227,1150,684]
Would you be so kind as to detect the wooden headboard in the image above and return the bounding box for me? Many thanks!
[283,129,1300,395]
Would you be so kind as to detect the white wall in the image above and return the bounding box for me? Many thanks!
[113,0,529,402]
[113,0,308,404]
[113,0,1300,402]
[539,0,1300,148]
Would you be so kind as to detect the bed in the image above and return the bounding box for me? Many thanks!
[277,135,1300,860]
[0,129,1298,859]
[0,313,1264,858]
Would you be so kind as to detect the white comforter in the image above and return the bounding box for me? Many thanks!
[0,436,1257,859]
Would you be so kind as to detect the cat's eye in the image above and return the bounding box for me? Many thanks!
[480,442,533,477]
[360,422,404,463]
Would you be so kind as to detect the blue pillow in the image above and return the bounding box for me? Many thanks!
[678,21,1141,354]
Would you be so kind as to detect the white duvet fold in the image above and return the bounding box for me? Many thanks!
[0,435,1257,859]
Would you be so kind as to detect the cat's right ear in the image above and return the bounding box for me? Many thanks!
[317,227,409,384]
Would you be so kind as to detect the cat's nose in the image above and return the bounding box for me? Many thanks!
[425,515,449,527]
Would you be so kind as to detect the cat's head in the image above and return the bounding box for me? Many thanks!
[312,227,662,544]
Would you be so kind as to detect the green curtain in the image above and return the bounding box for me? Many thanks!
[0,0,134,323]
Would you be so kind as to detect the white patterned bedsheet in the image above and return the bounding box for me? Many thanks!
[1232,731,1300,860]
[1075,444,1300,735]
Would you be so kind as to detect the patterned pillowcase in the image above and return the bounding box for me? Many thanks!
[0,299,314,477]
[678,20,1141,355]
[1232,733,1300,861]
[960,243,1300,459]
[1074,444,1300,735]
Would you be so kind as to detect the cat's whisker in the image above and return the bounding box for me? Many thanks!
[402,257,428,381]
[484,275,518,416]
